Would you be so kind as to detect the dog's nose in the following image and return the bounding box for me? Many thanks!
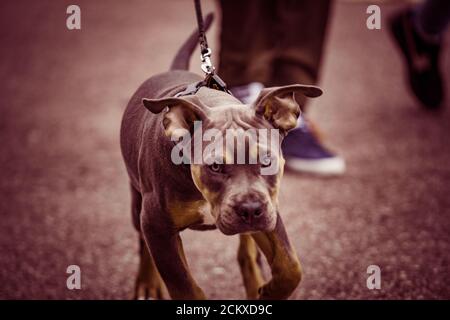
[236,201,263,224]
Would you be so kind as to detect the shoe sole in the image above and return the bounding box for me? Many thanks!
[284,157,346,176]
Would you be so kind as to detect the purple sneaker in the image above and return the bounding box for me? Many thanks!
[230,82,264,104]
[282,118,346,175]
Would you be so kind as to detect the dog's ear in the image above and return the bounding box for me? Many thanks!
[142,95,207,138]
[252,84,323,133]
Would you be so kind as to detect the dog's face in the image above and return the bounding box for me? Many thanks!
[143,84,322,235]
[189,104,282,234]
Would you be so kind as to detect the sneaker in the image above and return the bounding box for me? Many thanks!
[229,82,264,104]
[389,10,444,109]
[282,117,346,175]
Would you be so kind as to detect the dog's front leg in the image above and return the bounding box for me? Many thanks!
[251,214,302,300]
[237,234,265,299]
[141,195,205,300]
[134,236,167,299]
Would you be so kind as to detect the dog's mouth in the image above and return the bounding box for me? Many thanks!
[216,221,238,235]
[216,211,277,236]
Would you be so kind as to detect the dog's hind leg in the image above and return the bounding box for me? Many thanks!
[130,185,167,299]
[237,234,265,299]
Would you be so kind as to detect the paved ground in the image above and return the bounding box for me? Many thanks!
[0,1,449,299]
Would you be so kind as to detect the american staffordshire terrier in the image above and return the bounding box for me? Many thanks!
[120,15,322,300]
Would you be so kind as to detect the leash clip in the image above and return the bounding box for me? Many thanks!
[200,48,215,74]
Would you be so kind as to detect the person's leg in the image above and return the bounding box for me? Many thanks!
[270,0,331,94]
[414,0,450,39]
[270,0,345,175]
[390,0,449,109]
[219,0,345,175]
[218,0,275,88]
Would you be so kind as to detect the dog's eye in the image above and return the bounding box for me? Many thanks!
[260,156,272,168]
[209,163,223,173]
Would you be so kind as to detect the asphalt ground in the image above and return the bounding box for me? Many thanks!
[0,0,449,299]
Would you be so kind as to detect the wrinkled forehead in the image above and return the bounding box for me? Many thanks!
[188,105,281,163]
[206,104,258,125]
[200,126,281,164]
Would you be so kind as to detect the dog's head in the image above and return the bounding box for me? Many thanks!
[143,84,322,235]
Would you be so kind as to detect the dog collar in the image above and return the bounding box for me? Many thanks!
[174,81,204,97]
[174,73,233,97]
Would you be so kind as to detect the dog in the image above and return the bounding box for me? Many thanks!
[120,15,322,300]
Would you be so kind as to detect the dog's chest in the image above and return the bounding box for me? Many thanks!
[168,199,215,230]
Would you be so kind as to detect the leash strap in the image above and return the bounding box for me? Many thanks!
[174,73,232,97]
[193,0,232,95]
[194,0,209,56]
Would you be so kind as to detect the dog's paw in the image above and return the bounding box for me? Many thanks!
[257,286,265,300]
[134,280,167,300]
[257,285,274,300]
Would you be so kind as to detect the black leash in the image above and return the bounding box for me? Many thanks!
[194,0,210,59]
[187,0,231,95]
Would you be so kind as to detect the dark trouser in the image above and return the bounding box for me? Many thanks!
[219,0,331,89]
[414,0,450,37]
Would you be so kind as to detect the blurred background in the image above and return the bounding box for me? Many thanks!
[0,0,449,299]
